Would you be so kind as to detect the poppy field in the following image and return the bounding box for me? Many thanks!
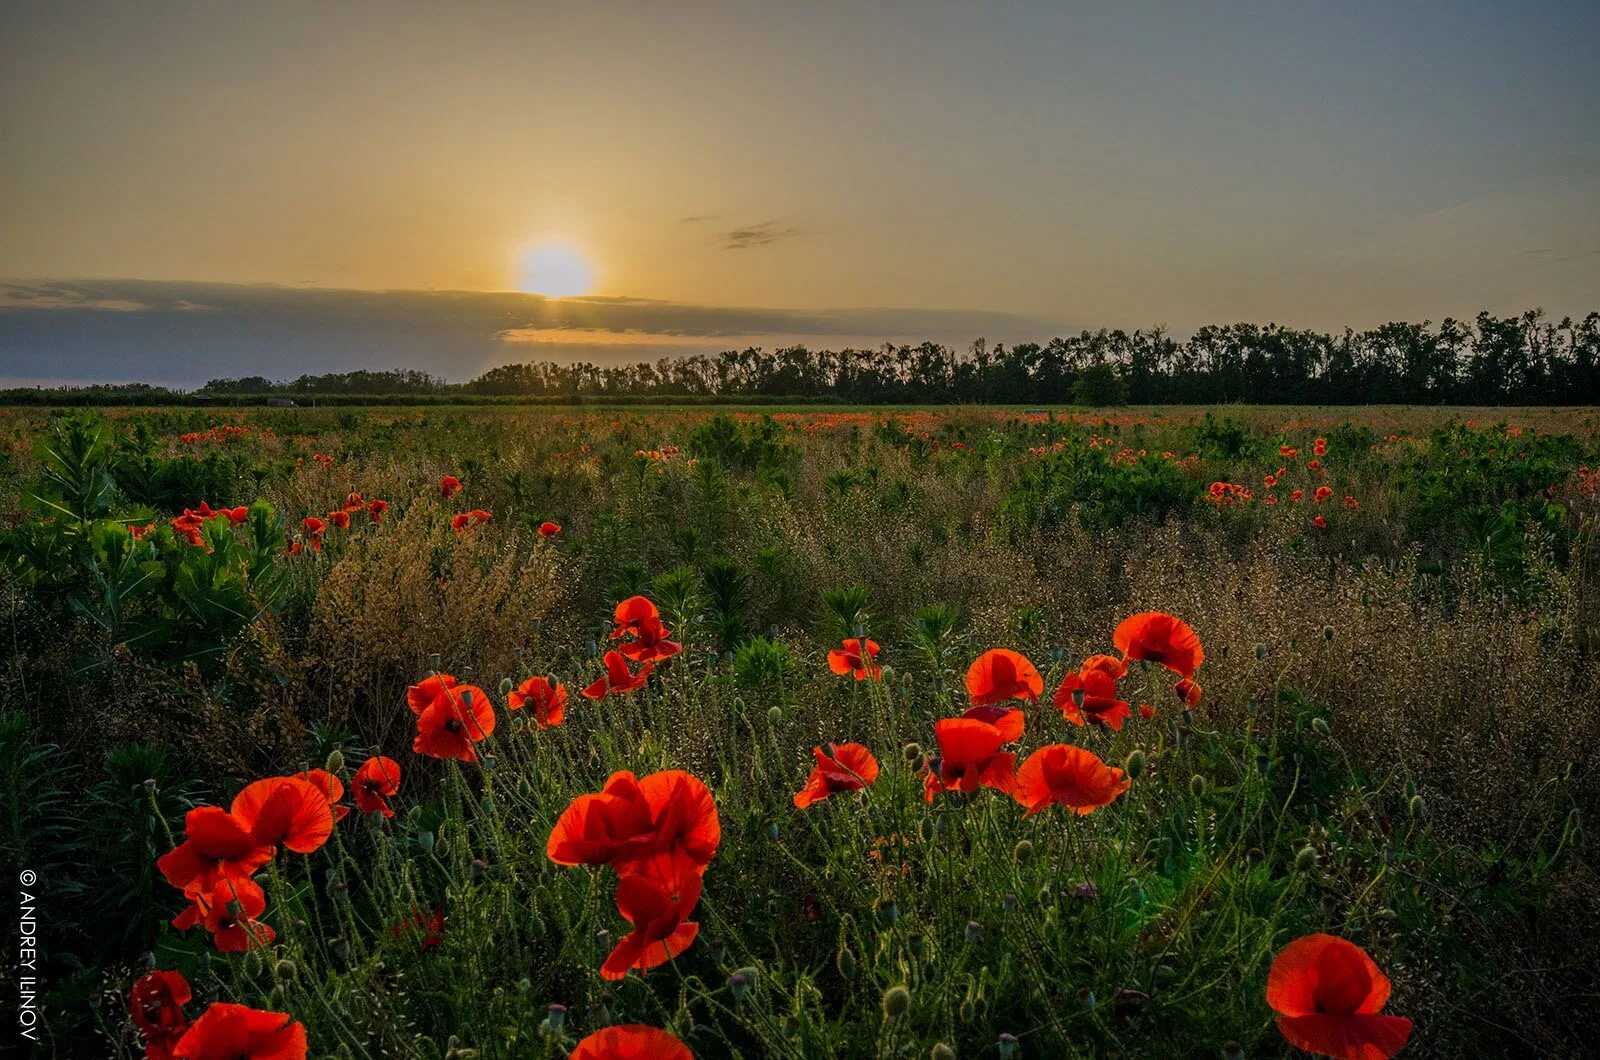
[3,403,1599,1059]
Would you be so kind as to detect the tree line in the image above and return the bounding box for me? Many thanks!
[9,309,1599,406]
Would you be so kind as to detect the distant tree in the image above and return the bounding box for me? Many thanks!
[1071,362,1129,406]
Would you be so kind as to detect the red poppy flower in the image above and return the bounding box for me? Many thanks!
[923,717,1017,802]
[1312,515,1328,529]
[230,777,336,854]
[450,512,470,532]
[1052,653,1133,730]
[367,498,389,521]
[225,506,250,525]
[327,509,351,530]
[407,673,457,714]
[827,638,882,681]
[965,649,1043,706]
[1112,611,1204,678]
[1267,934,1413,1060]
[411,683,496,762]
[569,1025,692,1060]
[156,806,275,899]
[170,1002,307,1060]
[611,597,682,661]
[1313,437,1328,456]
[390,904,446,950]
[1291,488,1305,502]
[601,869,702,980]
[440,475,462,498]
[352,756,401,817]
[1173,676,1202,708]
[130,969,191,1060]
[960,704,1025,742]
[508,676,568,728]
[538,520,561,537]
[547,769,720,880]
[294,769,350,822]
[1011,744,1129,815]
[300,516,326,536]
[793,743,880,808]
[1314,485,1333,503]
[582,651,654,700]
[174,877,275,953]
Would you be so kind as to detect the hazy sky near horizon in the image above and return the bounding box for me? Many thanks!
[3,1,1598,384]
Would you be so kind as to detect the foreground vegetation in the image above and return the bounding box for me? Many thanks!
[3,404,1598,1058]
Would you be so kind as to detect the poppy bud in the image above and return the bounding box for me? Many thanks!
[429,653,441,672]
[324,749,344,774]
[874,898,900,926]
[516,979,531,994]
[1077,987,1096,1010]
[1311,717,1331,737]
[1409,794,1426,818]
[965,920,982,942]
[471,858,487,880]
[767,706,782,727]
[998,1033,1019,1059]
[1124,749,1145,779]
[1189,775,1206,797]
[1176,724,1191,748]
[1002,893,1018,913]
[768,822,780,840]
[730,968,756,1001]
[881,984,911,1019]
[499,677,513,696]
[933,1042,957,1060]
[274,959,297,980]
[1013,839,1034,864]
[1375,907,1397,921]
[1253,642,1267,660]
[836,946,856,979]
[242,950,263,977]
[1322,625,1335,641]
[1072,881,1100,902]
[1295,845,1318,872]
[331,936,351,963]
[710,937,728,962]
[908,931,926,958]
[416,830,435,853]
[1071,687,1085,709]
[543,1003,565,1031]
[901,742,922,764]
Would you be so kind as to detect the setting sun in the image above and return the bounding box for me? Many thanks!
[516,242,593,298]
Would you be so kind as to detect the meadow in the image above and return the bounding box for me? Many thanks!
[3,403,1599,1059]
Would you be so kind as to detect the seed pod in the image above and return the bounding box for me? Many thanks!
[1311,717,1331,737]
[881,984,911,1019]
[1124,749,1146,780]
[1013,839,1034,864]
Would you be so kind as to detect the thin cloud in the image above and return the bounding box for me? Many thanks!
[721,221,800,250]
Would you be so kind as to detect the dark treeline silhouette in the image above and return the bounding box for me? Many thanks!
[7,309,1599,406]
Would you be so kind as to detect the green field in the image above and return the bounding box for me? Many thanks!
[3,404,1598,1058]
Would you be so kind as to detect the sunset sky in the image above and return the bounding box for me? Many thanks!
[3,1,1597,386]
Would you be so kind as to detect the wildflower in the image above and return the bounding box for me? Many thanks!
[1291,489,1304,502]
[1266,934,1412,1060]
[547,769,720,881]
[1010,744,1129,815]
[582,650,654,700]
[231,776,337,854]
[964,648,1044,706]
[882,985,912,1019]
[1113,611,1204,678]
[960,704,1025,741]
[508,676,568,728]
[537,520,561,537]
[451,509,492,533]
[352,756,402,818]
[601,869,702,980]
[169,1002,307,1060]
[923,717,1017,802]
[225,506,250,525]
[827,637,882,681]
[793,743,880,808]
[293,769,350,823]
[156,806,275,899]
[440,474,462,497]
[1312,515,1328,529]
[569,1025,692,1060]
[327,509,351,530]
[173,878,275,953]
[410,682,497,763]
[1052,653,1132,730]
[610,596,682,662]
[1313,437,1328,456]
[130,969,190,1060]
[367,498,389,521]
[1280,445,1299,458]
[390,905,446,950]
[343,492,364,511]
[1173,676,1202,708]
[1314,485,1333,503]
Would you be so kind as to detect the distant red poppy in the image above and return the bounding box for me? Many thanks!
[793,743,880,808]
[1291,488,1305,502]
[1314,485,1333,503]
[1011,744,1129,816]
[343,492,364,511]
[1173,676,1202,708]
[537,520,561,537]
[225,506,250,525]
[367,498,389,521]
[327,509,351,530]
[1052,653,1133,730]
[1113,611,1204,678]
[1312,515,1328,529]
[170,1002,307,1060]
[827,638,882,681]
[547,769,720,880]
[411,683,496,762]
[507,675,568,728]
[156,806,275,899]
[390,904,446,951]
[582,650,654,700]
[300,516,325,536]
[174,877,275,953]
[440,475,462,498]
[130,969,190,1060]
[960,704,1025,742]
[1280,445,1299,458]
[1313,437,1328,457]
[964,649,1043,706]
[1267,934,1413,1060]
[602,869,702,980]
[923,717,1017,802]
[569,1025,692,1060]
[351,756,401,817]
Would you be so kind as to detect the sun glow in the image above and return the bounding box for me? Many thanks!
[516,242,594,298]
